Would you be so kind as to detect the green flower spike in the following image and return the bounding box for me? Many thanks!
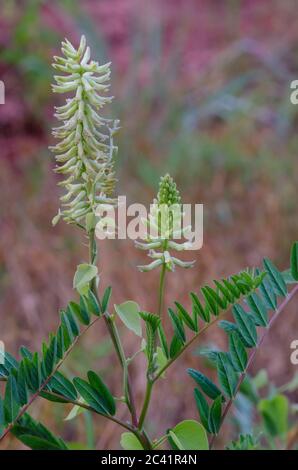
[136,174,195,272]
[50,35,120,226]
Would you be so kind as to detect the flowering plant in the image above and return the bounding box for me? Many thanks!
[0,36,298,451]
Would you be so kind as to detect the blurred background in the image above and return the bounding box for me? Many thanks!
[0,0,298,450]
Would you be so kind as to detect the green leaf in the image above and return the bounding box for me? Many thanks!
[219,320,239,334]
[0,351,18,377]
[246,293,268,327]
[114,301,142,337]
[232,304,258,347]
[208,396,222,435]
[19,346,33,360]
[4,375,20,423]
[49,371,77,401]
[87,290,101,316]
[120,432,144,450]
[188,369,221,399]
[158,324,169,359]
[11,413,68,449]
[44,337,58,375]
[87,371,116,416]
[0,397,4,434]
[73,378,109,415]
[169,335,183,358]
[40,391,69,404]
[258,275,277,310]
[194,388,210,432]
[214,280,233,303]
[217,352,238,398]
[17,362,29,406]
[263,258,287,297]
[229,332,248,372]
[168,420,209,450]
[201,287,219,316]
[156,347,167,377]
[199,348,219,364]
[101,286,112,313]
[31,352,42,388]
[73,264,98,295]
[222,279,240,299]
[190,292,210,323]
[65,310,80,337]
[175,302,197,332]
[258,394,289,438]
[226,433,258,450]
[204,285,227,311]
[70,300,90,326]
[168,308,186,343]
[290,242,298,281]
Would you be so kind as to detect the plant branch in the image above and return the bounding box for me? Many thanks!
[0,317,100,441]
[210,283,298,449]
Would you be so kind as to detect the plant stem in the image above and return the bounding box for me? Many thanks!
[158,263,166,318]
[138,380,153,430]
[209,283,298,450]
[88,229,138,427]
[138,244,167,431]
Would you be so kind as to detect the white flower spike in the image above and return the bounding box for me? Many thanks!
[136,174,195,272]
[50,35,120,226]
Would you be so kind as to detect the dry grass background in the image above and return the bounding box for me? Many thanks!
[0,0,298,449]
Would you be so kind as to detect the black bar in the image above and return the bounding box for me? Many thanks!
[0,450,297,466]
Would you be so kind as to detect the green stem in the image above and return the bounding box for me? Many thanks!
[158,263,167,318]
[138,380,153,430]
[88,229,138,427]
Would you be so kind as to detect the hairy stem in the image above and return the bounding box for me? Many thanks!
[88,229,138,427]
[210,283,298,449]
